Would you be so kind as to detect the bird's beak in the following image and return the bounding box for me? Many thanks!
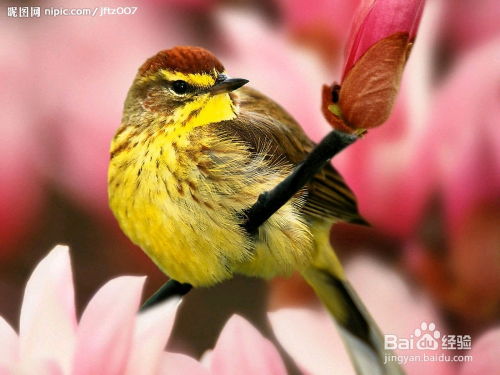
[209,77,249,95]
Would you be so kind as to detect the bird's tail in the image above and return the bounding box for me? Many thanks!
[300,222,404,375]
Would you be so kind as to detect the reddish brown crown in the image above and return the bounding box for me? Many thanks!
[139,46,225,76]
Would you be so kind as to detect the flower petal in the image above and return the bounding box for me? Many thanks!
[72,276,145,375]
[210,315,287,375]
[19,245,76,371]
[0,317,18,366]
[339,32,411,129]
[269,256,455,375]
[343,0,425,78]
[0,21,43,258]
[334,0,440,237]
[459,327,500,375]
[347,256,454,375]
[159,352,210,375]
[125,298,181,375]
[269,307,354,375]
[14,360,63,375]
[217,9,331,143]
[426,37,500,231]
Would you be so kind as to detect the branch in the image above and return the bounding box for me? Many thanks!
[141,129,358,310]
[140,280,192,311]
[242,130,358,233]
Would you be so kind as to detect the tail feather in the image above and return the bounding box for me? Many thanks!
[301,223,404,375]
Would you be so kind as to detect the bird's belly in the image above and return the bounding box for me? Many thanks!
[109,165,255,286]
[108,135,315,286]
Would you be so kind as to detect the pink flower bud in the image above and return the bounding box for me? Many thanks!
[323,0,425,132]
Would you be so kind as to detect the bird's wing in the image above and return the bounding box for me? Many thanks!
[213,86,366,224]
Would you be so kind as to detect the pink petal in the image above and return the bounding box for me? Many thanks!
[14,360,63,375]
[13,360,64,375]
[0,120,42,257]
[460,327,500,375]
[425,38,500,232]
[347,256,454,375]
[19,245,77,371]
[30,4,181,216]
[443,0,500,52]
[125,298,181,375]
[269,307,354,375]
[159,352,210,375]
[275,0,359,59]
[217,9,332,143]
[271,256,454,375]
[334,2,440,238]
[343,0,425,78]
[0,317,18,366]
[335,95,430,237]
[72,276,145,375]
[0,20,43,258]
[210,315,287,375]
[450,205,500,317]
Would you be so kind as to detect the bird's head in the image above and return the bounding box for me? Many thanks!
[125,46,248,130]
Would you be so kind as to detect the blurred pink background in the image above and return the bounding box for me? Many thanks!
[1,0,499,373]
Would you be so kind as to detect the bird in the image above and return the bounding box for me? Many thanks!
[108,46,402,375]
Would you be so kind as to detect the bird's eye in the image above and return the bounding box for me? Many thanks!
[171,80,188,95]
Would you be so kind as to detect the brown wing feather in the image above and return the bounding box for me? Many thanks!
[215,86,366,224]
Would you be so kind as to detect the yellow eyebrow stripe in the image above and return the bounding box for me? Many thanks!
[159,70,216,86]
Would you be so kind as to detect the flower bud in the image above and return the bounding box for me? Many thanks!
[323,0,425,132]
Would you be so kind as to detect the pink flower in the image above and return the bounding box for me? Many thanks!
[422,39,500,233]
[161,315,287,374]
[205,315,286,375]
[322,0,425,132]
[274,0,360,62]
[0,246,288,375]
[37,3,174,216]
[0,245,180,374]
[325,0,441,237]
[269,256,454,375]
[335,1,497,240]
[7,0,183,219]
[217,9,332,142]
[401,37,500,323]
[342,0,425,78]
[320,3,499,330]
[1,0,185,268]
[0,19,44,258]
[442,0,500,53]
[459,327,500,375]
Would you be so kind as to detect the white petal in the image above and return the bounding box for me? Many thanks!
[19,245,76,372]
[269,307,354,375]
[210,315,287,375]
[125,298,181,375]
[72,276,145,375]
[0,317,18,366]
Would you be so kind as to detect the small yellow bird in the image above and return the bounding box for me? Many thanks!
[108,46,401,375]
